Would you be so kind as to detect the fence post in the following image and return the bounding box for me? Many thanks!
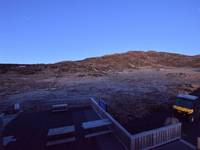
[130,136,134,150]
[198,137,200,150]
[0,116,4,150]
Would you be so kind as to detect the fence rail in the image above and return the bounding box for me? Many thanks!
[90,98,132,150]
[90,98,182,150]
[131,123,182,150]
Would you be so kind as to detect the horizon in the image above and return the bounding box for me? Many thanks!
[0,0,200,64]
[0,50,199,65]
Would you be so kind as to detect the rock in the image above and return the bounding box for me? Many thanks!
[164,117,179,126]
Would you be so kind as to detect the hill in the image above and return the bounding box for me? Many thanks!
[0,51,200,75]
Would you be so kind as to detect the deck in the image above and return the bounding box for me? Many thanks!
[3,106,125,150]
[155,140,196,150]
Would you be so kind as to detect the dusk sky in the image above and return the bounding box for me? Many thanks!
[0,0,200,64]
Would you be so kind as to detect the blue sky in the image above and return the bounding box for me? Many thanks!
[0,0,200,64]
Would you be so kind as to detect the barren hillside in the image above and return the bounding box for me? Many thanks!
[0,51,200,127]
[1,51,200,75]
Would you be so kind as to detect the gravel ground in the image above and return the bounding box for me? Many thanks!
[0,67,200,132]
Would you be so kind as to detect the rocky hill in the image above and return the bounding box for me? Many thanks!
[0,51,200,75]
[78,51,200,71]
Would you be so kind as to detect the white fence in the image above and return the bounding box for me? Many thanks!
[90,98,182,150]
[90,98,132,150]
[131,123,181,150]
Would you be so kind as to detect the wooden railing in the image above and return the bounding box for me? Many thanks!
[90,98,182,150]
[90,98,132,150]
[131,123,182,150]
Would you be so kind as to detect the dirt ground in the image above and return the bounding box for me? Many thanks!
[1,67,200,132]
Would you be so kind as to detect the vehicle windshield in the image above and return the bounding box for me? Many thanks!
[175,98,194,109]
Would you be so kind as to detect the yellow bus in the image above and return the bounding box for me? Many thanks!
[173,94,200,122]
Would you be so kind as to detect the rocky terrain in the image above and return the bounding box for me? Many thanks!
[0,50,200,128]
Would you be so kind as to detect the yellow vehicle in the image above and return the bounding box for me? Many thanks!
[173,94,200,122]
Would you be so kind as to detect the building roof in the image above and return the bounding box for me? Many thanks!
[177,94,199,101]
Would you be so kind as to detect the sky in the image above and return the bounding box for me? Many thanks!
[0,0,200,64]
